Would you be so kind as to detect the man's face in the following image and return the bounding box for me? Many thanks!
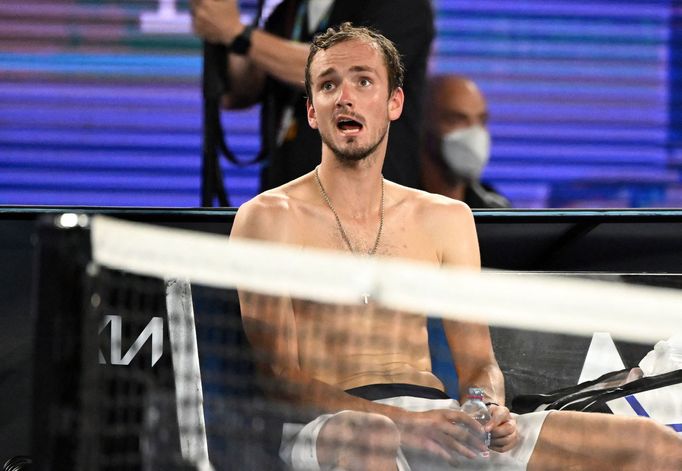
[306,39,404,164]
[431,78,488,137]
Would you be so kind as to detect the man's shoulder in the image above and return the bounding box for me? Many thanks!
[393,183,474,221]
[232,176,313,242]
[240,189,289,217]
[388,183,478,267]
[232,188,294,241]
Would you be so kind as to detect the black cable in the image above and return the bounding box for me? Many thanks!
[201,41,229,207]
[200,0,267,207]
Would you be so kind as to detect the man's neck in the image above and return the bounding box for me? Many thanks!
[317,158,384,219]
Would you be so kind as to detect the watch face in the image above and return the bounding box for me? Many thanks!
[232,27,252,55]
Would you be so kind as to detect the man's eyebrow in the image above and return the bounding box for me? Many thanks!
[316,67,338,79]
[349,65,377,74]
[316,65,377,79]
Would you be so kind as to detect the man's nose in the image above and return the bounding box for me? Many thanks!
[335,82,354,107]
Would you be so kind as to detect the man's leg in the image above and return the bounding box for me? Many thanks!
[316,410,401,471]
[528,411,682,471]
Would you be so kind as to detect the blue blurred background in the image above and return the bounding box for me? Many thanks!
[1,0,681,208]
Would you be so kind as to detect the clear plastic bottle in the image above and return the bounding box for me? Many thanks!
[460,387,491,456]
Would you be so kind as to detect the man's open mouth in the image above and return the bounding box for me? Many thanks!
[336,118,364,134]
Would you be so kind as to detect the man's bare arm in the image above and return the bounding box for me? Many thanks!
[434,200,517,452]
[221,31,310,108]
[445,320,505,405]
[429,200,504,402]
[192,0,309,109]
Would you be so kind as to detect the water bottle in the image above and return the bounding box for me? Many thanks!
[460,387,491,456]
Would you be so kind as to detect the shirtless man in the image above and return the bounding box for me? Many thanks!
[230,23,682,470]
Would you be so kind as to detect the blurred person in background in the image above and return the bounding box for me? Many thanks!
[421,74,510,209]
[192,0,434,192]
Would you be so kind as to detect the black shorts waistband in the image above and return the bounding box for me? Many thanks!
[344,383,451,401]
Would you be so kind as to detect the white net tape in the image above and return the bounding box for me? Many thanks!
[91,215,682,345]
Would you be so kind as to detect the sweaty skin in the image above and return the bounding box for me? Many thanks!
[235,174,481,391]
[232,36,511,464]
[232,40,490,394]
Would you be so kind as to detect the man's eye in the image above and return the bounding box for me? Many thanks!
[322,82,335,91]
[359,78,371,87]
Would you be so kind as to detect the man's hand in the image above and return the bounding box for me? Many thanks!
[395,409,490,465]
[485,404,519,453]
[191,0,244,45]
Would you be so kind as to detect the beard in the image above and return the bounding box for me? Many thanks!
[320,122,389,165]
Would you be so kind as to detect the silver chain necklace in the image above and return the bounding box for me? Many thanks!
[314,166,384,257]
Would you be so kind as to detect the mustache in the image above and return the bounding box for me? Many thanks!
[333,108,365,125]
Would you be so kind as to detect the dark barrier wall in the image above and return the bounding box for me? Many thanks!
[0,208,235,461]
[1,207,682,460]
[0,218,36,463]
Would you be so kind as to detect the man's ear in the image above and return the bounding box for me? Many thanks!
[307,97,318,129]
[388,86,405,122]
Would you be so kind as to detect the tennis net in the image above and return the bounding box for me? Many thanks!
[31,215,682,470]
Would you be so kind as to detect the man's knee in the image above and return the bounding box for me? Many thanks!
[319,410,400,450]
[532,412,682,471]
[317,411,400,470]
[625,419,682,470]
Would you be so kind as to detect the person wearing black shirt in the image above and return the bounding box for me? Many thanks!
[192,0,434,191]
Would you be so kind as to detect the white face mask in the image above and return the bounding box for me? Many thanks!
[440,125,491,182]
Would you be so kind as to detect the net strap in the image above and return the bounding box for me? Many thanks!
[91,215,682,344]
[165,278,214,471]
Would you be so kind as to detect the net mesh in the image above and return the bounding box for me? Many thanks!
[80,268,299,471]
[32,215,682,470]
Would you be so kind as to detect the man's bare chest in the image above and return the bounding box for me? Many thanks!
[286,210,439,263]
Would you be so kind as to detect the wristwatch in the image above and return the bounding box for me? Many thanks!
[231,25,254,56]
